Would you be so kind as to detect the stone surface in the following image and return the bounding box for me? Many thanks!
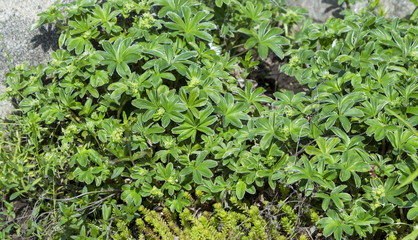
[287,0,344,22]
[375,0,416,19]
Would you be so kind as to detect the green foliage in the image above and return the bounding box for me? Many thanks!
[239,21,289,60]
[118,197,302,240]
[1,0,418,239]
[0,0,297,238]
[282,9,418,240]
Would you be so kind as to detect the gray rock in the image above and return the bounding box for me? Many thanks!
[369,0,416,19]
[287,0,344,22]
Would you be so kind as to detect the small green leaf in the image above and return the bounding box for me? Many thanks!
[102,204,112,221]
[9,191,23,201]
[403,227,418,240]
[111,167,125,179]
[407,207,418,220]
[121,187,142,206]
[236,180,246,200]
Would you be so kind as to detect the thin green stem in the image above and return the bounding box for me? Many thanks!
[385,107,418,137]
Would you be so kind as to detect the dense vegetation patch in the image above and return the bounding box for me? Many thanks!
[1,0,418,239]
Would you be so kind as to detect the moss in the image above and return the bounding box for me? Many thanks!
[117,197,311,239]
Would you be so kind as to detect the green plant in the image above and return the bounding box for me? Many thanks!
[130,198,302,240]
[0,0,297,238]
[2,0,418,239]
[282,9,418,240]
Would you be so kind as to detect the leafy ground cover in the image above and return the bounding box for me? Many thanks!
[1,0,418,239]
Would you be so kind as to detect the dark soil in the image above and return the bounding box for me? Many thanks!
[249,53,308,96]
